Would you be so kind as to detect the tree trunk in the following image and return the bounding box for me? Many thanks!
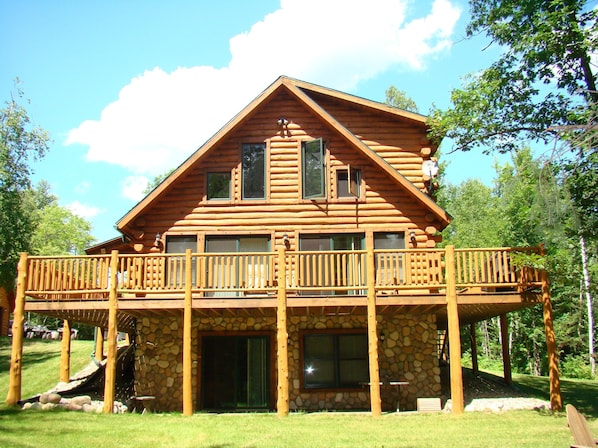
[580,234,596,377]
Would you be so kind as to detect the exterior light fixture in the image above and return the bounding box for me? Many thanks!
[410,230,417,245]
[154,233,162,247]
[277,117,289,126]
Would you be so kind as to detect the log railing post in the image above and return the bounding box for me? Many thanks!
[103,250,119,414]
[182,249,193,416]
[6,253,28,406]
[366,246,382,416]
[276,246,289,416]
[60,319,72,383]
[445,245,464,414]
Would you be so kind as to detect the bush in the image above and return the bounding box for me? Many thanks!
[560,354,595,379]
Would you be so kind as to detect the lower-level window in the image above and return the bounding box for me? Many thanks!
[302,332,368,389]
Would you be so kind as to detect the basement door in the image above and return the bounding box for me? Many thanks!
[201,335,270,410]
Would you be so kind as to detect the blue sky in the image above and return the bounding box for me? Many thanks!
[1,0,508,243]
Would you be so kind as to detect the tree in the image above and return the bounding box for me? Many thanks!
[385,86,419,113]
[429,0,597,154]
[143,168,175,195]
[429,0,597,378]
[0,83,49,289]
[28,182,95,256]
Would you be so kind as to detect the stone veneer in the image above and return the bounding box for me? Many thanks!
[134,313,440,412]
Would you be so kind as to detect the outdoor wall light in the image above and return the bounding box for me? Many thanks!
[277,117,289,127]
[282,233,290,248]
[409,230,417,245]
[379,332,385,342]
[154,233,162,247]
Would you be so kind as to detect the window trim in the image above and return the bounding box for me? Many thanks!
[300,329,369,391]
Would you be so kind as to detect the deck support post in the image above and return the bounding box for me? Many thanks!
[499,314,512,385]
[445,245,464,414]
[182,249,193,416]
[540,256,562,411]
[276,246,289,416]
[469,324,478,374]
[60,320,72,383]
[103,250,119,414]
[6,253,28,406]
[366,247,382,416]
[94,327,104,361]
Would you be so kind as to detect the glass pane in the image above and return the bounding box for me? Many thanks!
[246,337,269,407]
[339,334,367,358]
[374,232,405,250]
[302,139,324,198]
[242,143,265,199]
[165,236,197,287]
[337,169,360,197]
[339,360,369,384]
[207,172,230,200]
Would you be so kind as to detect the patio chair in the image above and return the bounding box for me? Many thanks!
[566,404,597,448]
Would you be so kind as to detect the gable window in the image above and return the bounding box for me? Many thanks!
[303,332,368,389]
[207,172,231,200]
[337,167,361,198]
[302,138,325,199]
[242,143,266,199]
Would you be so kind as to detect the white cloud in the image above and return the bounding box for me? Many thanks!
[66,201,103,219]
[74,181,91,195]
[121,175,150,201]
[66,0,461,176]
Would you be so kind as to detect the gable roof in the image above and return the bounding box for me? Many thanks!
[116,76,450,235]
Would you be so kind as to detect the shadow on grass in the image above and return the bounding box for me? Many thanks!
[513,374,598,417]
[0,337,62,372]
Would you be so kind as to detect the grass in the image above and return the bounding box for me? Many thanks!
[0,336,596,447]
[0,336,95,399]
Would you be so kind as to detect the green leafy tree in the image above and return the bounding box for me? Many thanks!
[0,83,49,289]
[385,86,419,113]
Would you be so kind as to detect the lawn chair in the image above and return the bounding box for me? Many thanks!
[567,404,598,448]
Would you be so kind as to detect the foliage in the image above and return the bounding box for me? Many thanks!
[560,354,595,380]
[428,0,597,154]
[0,83,49,289]
[143,168,175,195]
[29,183,95,256]
[384,86,419,113]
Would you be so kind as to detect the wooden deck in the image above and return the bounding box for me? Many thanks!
[20,246,544,333]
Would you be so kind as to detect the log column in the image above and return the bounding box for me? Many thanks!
[182,249,193,416]
[541,266,562,411]
[366,246,382,416]
[6,253,28,406]
[103,250,119,414]
[94,327,104,361]
[469,324,479,374]
[60,320,72,383]
[499,314,512,385]
[445,245,464,414]
[276,246,289,416]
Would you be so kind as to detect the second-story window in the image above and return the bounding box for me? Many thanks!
[242,143,266,199]
[207,172,231,200]
[337,167,361,198]
[302,138,325,199]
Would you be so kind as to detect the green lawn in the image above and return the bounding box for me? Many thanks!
[0,336,596,448]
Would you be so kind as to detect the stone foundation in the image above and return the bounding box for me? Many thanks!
[134,312,440,412]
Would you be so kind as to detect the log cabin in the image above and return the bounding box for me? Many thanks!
[7,76,562,415]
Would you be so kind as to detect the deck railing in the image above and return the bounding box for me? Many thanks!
[23,246,544,300]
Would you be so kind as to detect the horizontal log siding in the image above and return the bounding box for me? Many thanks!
[303,92,430,185]
[131,92,436,250]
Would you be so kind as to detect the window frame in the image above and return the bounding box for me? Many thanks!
[335,165,363,199]
[206,171,232,201]
[301,138,326,200]
[241,142,267,200]
[300,330,369,391]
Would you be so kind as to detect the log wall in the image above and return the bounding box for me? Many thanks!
[125,90,440,252]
